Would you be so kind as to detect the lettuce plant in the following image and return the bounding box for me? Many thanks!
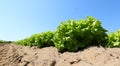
[107,29,120,47]
[53,16,107,52]
[16,31,54,48]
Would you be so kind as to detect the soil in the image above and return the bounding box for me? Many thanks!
[0,43,120,66]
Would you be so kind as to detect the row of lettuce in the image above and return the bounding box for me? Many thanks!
[0,40,12,43]
[12,16,120,52]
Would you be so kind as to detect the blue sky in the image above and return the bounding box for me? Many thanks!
[0,0,120,41]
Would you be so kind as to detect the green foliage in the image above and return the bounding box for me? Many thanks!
[35,31,54,48]
[2,16,120,52]
[16,16,120,52]
[107,29,120,47]
[0,40,13,43]
[0,40,5,43]
[53,16,108,52]
[16,31,54,48]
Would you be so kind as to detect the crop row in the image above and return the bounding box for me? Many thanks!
[15,16,120,52]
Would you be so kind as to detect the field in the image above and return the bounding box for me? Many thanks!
[0,16,120,66]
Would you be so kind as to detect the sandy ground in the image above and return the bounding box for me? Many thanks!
[0,44,120,66]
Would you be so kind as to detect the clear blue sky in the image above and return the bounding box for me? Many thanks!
[0,0,120,41]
